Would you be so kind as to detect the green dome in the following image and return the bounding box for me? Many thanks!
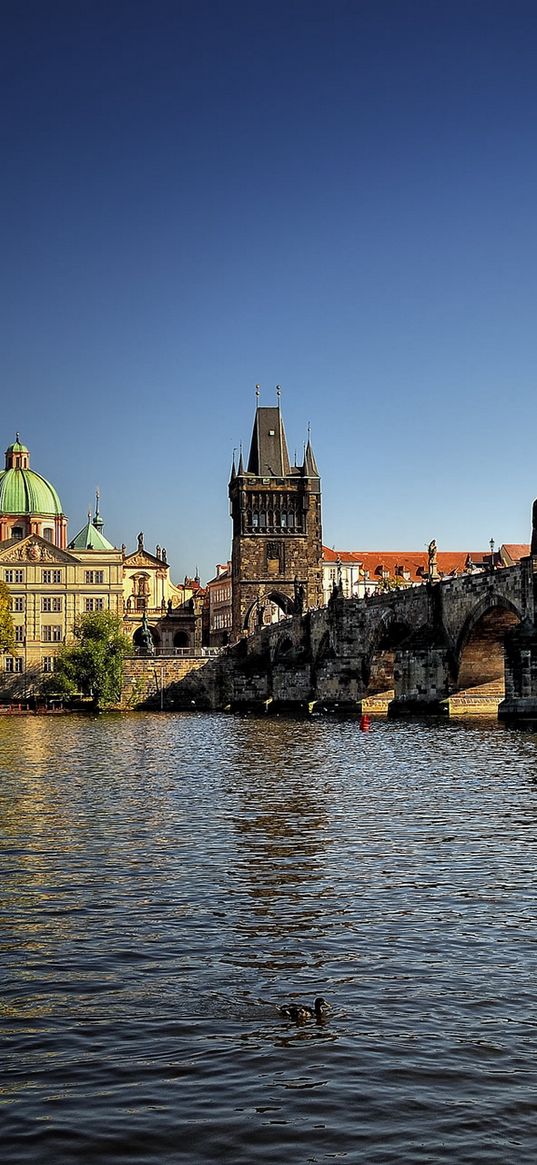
[0,468,63,516]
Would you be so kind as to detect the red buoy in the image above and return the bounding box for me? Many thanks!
[359,713,371,731]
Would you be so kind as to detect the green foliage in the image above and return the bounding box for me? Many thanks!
[0,580,15,652]
[53,611,131,709]
[376,575,411,593]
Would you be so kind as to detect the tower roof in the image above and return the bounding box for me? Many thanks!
[69,496,114,551]
[247,406,291,476]
[69,517,114,551]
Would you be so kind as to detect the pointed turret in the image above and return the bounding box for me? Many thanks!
[303,439,319,478]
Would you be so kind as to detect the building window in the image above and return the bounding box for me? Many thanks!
[85,597,104,612]
[43,528,54,542]
[11,526,24,539]
[42,597,63,612]
[14,625,24,642]
[42,626,62,643]
[42,570,62,584]
[43,656,56,673]
[85,570,104,585]
[5,657,23,673]
[12,596,24,612]
[5,569,24,583]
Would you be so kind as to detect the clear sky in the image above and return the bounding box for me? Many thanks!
[2,0,537,582]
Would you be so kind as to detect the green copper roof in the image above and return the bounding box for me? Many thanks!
[69,518,114,551]
[0,468,63,516]
[7,440,29,454]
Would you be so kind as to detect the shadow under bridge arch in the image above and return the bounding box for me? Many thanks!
[364,615,413,697]
[455,593,522,695]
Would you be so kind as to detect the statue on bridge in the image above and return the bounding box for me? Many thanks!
[427,539,438,579]
[294,576,305,615]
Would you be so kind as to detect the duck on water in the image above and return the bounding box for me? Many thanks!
[279,997,330,1023]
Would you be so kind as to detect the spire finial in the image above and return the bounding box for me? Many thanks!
[276,384,281,403]
[307,421,311,441]
[93,486,104,530]
[16,431,20,442]
[255,384,261,403]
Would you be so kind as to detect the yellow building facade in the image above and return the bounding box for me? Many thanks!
[0,436,201,695]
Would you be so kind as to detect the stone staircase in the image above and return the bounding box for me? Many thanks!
[360,679,505,718]
[446,679,504,717]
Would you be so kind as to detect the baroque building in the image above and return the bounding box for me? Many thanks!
[229,399,323,639]
[0,440,124,691]
[0,436,202,696]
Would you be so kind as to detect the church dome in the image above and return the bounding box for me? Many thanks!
[0,436,64,516]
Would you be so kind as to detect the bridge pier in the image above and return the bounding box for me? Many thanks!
[499,617,537,722]
[389,630,452,717]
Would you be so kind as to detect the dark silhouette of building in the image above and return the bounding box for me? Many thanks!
[229,397,323,639]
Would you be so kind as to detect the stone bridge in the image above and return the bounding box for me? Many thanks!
[162,555,537,719]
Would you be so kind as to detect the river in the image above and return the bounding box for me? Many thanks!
[2,712,537,1163]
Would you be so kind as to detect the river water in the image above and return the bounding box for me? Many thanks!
[2,712,537,1164]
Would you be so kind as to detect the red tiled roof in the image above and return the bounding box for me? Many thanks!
[501,544,529,563]
[323,547,362,564]
[323,546,488,581]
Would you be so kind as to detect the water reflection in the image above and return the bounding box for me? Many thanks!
[2,713,537,1164]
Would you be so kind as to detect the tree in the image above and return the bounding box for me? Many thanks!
[0,580,15,653]
[51,611,131,710]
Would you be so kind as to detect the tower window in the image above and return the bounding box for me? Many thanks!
[11,526,24,540]
[43,528,54,542]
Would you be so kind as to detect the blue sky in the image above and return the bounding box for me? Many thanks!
[2,0,537,581]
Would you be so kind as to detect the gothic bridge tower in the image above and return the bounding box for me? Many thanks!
[229,396,323,639]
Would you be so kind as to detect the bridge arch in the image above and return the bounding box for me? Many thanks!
[313,630,336,669]
[364,613,413,695]
[455,593,522,692]
[272,634,294,663]
[243,590,294,633]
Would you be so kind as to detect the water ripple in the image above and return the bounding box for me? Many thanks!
[2,713,537,1162]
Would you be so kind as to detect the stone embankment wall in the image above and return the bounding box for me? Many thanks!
[122,656,210,708]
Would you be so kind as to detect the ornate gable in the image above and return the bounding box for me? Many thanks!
[124,550,166,570]
[0,535,80,565]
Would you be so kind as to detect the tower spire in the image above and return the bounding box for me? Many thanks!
[93,487,104,530]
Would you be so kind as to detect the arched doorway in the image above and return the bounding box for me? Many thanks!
[173,630,191,650]
[244,591,294,633]
[132,624,160,650]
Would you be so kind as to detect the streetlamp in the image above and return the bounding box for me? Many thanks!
[489,538,495,571]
